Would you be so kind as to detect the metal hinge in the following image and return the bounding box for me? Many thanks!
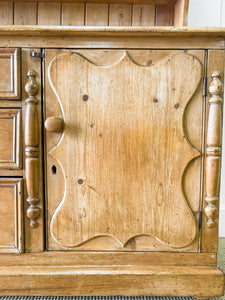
[30,51,45,59]
[199,210,203,229]
[203,76,207,97]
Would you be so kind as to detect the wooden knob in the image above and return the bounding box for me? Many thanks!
[45,117,64,133]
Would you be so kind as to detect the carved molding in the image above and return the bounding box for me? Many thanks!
[25,69,41,228]
[205,71,223,228]
[47,52,201,249]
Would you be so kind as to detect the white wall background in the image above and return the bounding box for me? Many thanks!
[188,0,225,237]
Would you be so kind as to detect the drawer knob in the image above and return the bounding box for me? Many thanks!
[45,117,64,133]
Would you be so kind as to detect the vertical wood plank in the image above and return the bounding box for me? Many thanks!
[22,48,44,252]
[174,0,189,26]
[14,2,37,25]
[0,2,13,25]
[132,4,155,26]
[201,49,225,252]
[38,2,61,25]
[85,3,108,26]
[109,4,132,26]
[62,3,84,26]
[155,4,174,26]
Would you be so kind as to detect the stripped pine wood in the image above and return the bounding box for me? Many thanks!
[109,4,132,26]
[14,2,37,25]
[201,50,225,253]
[132,4,155,26]
[45,49,203,251]
[85,3,109,26]
[62,3,84,26]
[22,48,44,252]
[0,2,13,24]
[0,178,23,253]
[38,2,61,25]
[174,0,189,26]
[155,4,174,25]
[0,251,217,266]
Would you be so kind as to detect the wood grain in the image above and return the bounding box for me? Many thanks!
[45,49,202,251]
[62,3,84,26]
[0,2,13,24]
[0,109,21,169]
[109,4,132,25]
[85,3,109,26]
[0,48,20,99]
[22,48,44,252]
[202,50,225,253]
[0,251,217,266]
[155,4,174,25]
[132,4,155,26]
[0,178,23,253]
[0,265,223,298]
[0,0,177,3]
[38,2,61,25]
[14,2,37,25]
[174,0,189,26]
[204,71,223,228]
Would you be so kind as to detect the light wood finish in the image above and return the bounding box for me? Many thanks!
[45,116,64,133]
[62,3,84,26]
[0,169,23,176]
[0,109,21,169]
[45,49,203,251]
[0,265,223,298]
[14,2,38,25]
[85,3,109,26]
[0,2,13,24]
[202,50,225,253]
[204,71,223,228]
[174,0,189,26]
[0,35,224,50]
[0,178,23,253]
[155,4,174,25]
[0,1,189,26]
[132,5,155,26]
[24,69,41,230]
[3,26,225,38]
[0,48,20,99]
[0,100,22,108]
[0,251,217,266]
[0,0,178,3]
[38,2,61,25]
[22,48,44,252]
[109,4,132,26]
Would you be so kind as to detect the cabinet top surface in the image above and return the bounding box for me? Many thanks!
[1,25,225,37]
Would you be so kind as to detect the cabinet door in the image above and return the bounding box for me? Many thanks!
[44,49,204,251]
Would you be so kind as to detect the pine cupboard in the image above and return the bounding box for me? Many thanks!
[0,1,224,297]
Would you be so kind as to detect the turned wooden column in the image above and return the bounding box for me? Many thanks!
[205,71,223,228]
[25,70,41,228]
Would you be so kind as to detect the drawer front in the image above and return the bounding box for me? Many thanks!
[0,48,20,99]
[0,109,21,169]
[0,178,23,253]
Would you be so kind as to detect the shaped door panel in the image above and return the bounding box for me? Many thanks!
[45,49,204,251]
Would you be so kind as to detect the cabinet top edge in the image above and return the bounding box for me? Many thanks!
[1,25,225,38]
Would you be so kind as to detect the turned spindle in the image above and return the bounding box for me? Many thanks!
[205,71,223,228]
[25,70,41,228]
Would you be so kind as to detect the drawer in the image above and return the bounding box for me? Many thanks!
[0,178,23,253]
[0,48,20,99]
[0,109,21,169]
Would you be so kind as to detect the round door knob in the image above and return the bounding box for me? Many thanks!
[45,116,64,133]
